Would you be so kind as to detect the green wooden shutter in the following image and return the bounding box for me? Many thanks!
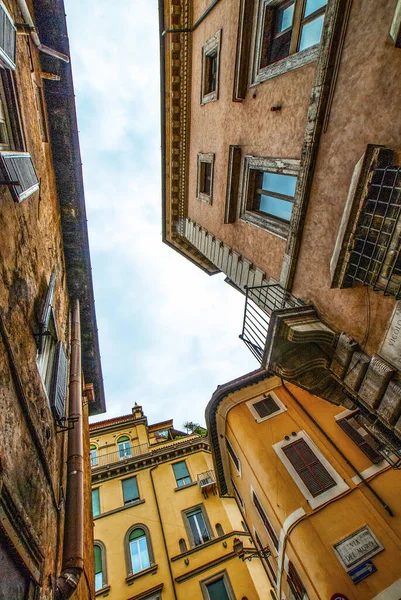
[337,416,383,464]
[0,4,16,70]
[122,477,139,504]
[50,342,67,423]
[172,461,189,481]
[282,439,336,497]
[92,489,100,517]
[94,545,102,575]
[129,528,145,541]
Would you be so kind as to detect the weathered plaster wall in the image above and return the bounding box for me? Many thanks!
[292,0,401,354]
[188,0,315,281]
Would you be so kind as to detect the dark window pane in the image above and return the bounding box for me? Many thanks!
[173,461,189,480]
[206,578,230,600]
[122,477,139,504]
[187,509,210,545]
[200,162,212,195]
[253,396,280,418]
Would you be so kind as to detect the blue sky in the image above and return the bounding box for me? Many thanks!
[64,0,257,428]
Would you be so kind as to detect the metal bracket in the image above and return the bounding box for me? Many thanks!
[55,416,79,434]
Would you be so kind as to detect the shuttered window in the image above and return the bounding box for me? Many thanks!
[226,438,241,474]
[0,151,39,202]
[50,342,67,423]
[253,395,280,418]
[122,477,139,504]
[282,439,336,497]
[287,561,307,600]
[172,461,191,487]
[252,491,279,549]
[94,545,103,591]
[337,413,383,464]
[0,3,16,70]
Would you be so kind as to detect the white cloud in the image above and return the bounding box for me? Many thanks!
[65,0,258,430]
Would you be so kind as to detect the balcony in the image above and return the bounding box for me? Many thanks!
[91,442,150,469]
[239,283,306,365]
[197,470,216,498]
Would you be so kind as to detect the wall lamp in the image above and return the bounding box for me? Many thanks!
[233,537,271,562]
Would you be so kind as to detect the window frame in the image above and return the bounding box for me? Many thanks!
[124,523,155,577]
[94,540,108,593]
[231,478,245,512]
[251,487,279,549]
[92,487,101,518]
[240,154,300,239]
[225,437,241,476]
[90,444,98,467]
[117,435,132,459]
[273,431,349,509]
[252,0,326,85]
[200,569,235,600]
[172,460,192,488]
[182,503,214,548]
[246,390,287,423]
[200,30,222,105]
[121,476,140,505]
[196,152,215,205]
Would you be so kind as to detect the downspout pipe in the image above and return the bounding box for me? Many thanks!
[150,465,178,600]
[161,0,221,36]
[16,0,70,63]
[56,299,84,599]
[280,379,394,517]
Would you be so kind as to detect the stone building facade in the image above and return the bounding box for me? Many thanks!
[160,0,401,461]
[90,405,270,599]
[0,0,105,598]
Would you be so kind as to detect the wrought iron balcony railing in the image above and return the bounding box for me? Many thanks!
[91,442,150,469]
[240,283,305,364]
[197,470,216,498]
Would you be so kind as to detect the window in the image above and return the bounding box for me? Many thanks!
[255,529,277,583]
[282,438,336,497]
[252,490,279,549]
[201,30,221,105]
[92,488,100,517]
[172,461,191,487]
[200,570,235,600]
[122,476,140,504]
[183,505,212,547]
[94,541,107,592]
[129,528,151,574]
[337,412,383,464]
[287,561,308,600]
[225,145,242,223]
[253,0,327,83]
[0,2,16,70]
[240,155,300,238]
[246,391,286,422]
[226,438,241,475]
[117,435,132,459]
[197,153,215,204]
[90,444,98,467]
[231,478,244,511]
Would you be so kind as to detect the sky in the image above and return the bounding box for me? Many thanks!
[64,0,257,429]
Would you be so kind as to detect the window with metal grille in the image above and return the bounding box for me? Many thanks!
[287,561,308,600]
[343,164,401,298]
[0,2,16,70]
[282,439,336,497]
[252,491,279,549]
[253,395,280,418]
[226,438,241,474]
[337,412,383,464]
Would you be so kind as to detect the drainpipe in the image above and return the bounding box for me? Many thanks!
[149,465,178,600]
[56,299,84,599]
[280,379,394,517]
[161,0,222,36]
[16,0,70,63]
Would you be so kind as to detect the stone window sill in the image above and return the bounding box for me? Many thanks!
[126,564,158,585]
[174,481,197,492]
[95,585,111,597]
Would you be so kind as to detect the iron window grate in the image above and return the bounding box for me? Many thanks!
[344,166,401,299]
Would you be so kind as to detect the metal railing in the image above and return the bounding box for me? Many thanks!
[197,470,216,488]
[91,442,150,469]
[240,283,305,364]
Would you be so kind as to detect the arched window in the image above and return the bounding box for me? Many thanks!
[117,435,132,459]
[94,541,107,591]
[215,523,224,537]
[179,538,187,553]
[125,525,154,575]
[90,444,98,467]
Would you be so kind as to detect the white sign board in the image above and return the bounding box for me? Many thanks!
[333,526,383,571]
[380,301,401,370]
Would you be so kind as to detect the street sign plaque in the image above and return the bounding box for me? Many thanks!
[332,525,383,571]
[348,560,377,584]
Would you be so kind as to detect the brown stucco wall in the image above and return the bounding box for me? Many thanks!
[188,0,315,281]
[0,1,95,597]
[292,0,401,353]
